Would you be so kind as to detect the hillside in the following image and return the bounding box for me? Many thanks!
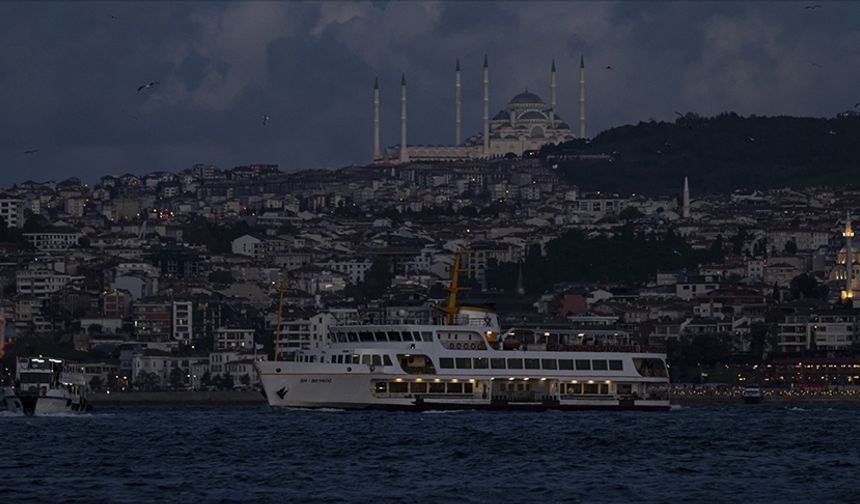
[542,112,860,195]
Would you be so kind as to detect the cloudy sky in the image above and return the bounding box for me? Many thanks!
[1,1,858,186]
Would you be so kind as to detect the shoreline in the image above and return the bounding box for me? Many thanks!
[90,390,267,406]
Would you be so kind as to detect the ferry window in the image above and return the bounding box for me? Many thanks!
[599,384,609,394]
[401,331,415,341]
[473,357,489,369]
[372,355,383,366]
[575,359,591,370]
[388,331,402,342]
[429,382,445,393]
[455,358,472,369]
[347,332,359,342]
[507,358,523,369]
[558,359,574,370]
[448,382,463,394]
[420,332,432,342]
[541,359,557,370]
[439,358,454,369]
[463,383,474,394]
[361,355,372,366]
[490,358,506,369]
[567,383,583,394]
[383,355,393,366]
[592,360,608,371]
[359,331,373,342]
[617,384,632,395]
[411,382,428,393]
[584,383,599,394]
[633,358,667,378]
[389,382,408,393]
[373,332,388,342]
[608,360,623,371]
[524,359,540,370]
[374,382,387,393]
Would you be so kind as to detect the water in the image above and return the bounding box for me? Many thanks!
[2,404,859,503]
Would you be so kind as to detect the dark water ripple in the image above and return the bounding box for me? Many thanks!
[2,404,860,503]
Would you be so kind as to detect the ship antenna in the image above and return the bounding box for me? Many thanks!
[434,250,470,324]
[274,269,286,361]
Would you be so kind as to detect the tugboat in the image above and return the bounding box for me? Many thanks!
[2,357,91,416]
[742,386,764,404]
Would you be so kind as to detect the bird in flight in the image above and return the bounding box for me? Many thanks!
[23,149,39,154]
[674,111,684,118]
[811,62,821,68]
[137,81,159,92]
[804,4,822,9]
[854,102,860,108]
[746,136,756,143]
[605,65,613,70]
[262,114,270,126]
[829,130,837,136]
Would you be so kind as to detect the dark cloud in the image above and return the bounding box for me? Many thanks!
[0,1,858,186]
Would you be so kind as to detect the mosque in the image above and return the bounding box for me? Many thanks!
[371,55,587,163]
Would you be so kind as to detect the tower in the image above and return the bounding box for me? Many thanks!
[682,176,690,219]
[579,54,586,138]
[399,73,409,163]
[843,212,854,301]
[482,54,490,154]
[550,59,557,127]
[372,77,381,161]
[455,59,462,145]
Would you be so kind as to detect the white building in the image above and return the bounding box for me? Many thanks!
[24,230,82,252]
[215,327,255,351]
[16,269,73,299]
[315,258,372,285]
[172,301,192,343]
[0,194,25,229]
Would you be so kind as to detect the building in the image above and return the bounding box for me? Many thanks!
[16,269,73,299]
[0,194,25,229]
[375,56,585,163]
[214,327,255,351]
[23,229,82,251]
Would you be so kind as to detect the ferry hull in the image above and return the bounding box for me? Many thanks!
[2,387,91,416]
[258,368,670,412]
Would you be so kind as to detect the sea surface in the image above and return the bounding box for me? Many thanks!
[2,404,859,503]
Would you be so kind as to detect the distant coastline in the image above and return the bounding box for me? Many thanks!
[90,390,267,406]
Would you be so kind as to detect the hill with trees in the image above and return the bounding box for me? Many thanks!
[541,112,860,195]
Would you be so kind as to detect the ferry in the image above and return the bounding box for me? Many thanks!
[2,357,91,416]
[256,254,671,411]
[742,386,764,404]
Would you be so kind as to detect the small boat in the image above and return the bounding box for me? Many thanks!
[2,357,91,416]
[742,386,763,404]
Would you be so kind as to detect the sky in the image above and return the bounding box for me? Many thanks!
[1,1,858,186]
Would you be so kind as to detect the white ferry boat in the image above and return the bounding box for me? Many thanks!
[2,357,91,416]
[257,254,670,411]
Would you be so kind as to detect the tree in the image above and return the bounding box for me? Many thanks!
[219,372,234,390]
[790,273,827,300]
[169,367,187,390]
[208,270,235,284]
[135,371,161,391]
[201,370,212,387]
[618,206,644,221]
[240,374,251,387]
[784,240,798,255]
[89,375,104,392]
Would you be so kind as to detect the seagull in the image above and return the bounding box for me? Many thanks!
[23,149,39,154]
[854,102,860,108]
[137,81,159,92]
[605,65,613,70]
[804,4,822,9]
[746,136,756,143]
[811,62,821,68]
[262,114,270,126]
[674,111,684,118]
[829,130,837,135]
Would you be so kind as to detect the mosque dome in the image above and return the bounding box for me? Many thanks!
[519,111,547,120]
[509,91,545,105]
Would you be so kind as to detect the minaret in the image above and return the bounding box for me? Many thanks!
[455,59,462,145]
[372,77,381,161]
[482,54,490,155]
[843,212,854,301]
[579,54,586,138]
[550,59,557,127]
[399,73,409,163]
[682,176,690,219]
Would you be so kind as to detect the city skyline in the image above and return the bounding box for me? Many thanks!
[1,2,859,186]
